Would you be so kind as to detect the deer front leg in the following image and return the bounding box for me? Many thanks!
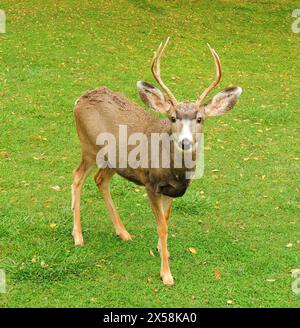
[157,195,173,258]
[147,189,174,286]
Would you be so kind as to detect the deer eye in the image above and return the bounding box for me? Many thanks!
[197,117,202,123]
[171,116,176,123]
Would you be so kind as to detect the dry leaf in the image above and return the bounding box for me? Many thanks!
[51,185,61,192]
[227,300,233,305]
[286,243,293,248]
[40,261,48,268]
[49,223,57,228]
[214,269,222,280]
[149,249,155,257]
[266,279,276,282]
[0,151,9,158]
[189,247,197,254]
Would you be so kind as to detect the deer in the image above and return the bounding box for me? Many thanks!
[71,38,242,286]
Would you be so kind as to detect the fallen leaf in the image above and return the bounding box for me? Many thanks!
[227,300,233,305]
[286,243,293,248]
[0,151,9,158]
[189,247,197,254]
[49,223,57,228]
[51,185,61,192]
[40,261,48,268]
[214,269,222,280]
[266,279,276,282]
[149,249,155,257]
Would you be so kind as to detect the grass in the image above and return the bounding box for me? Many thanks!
[0,0,299,308]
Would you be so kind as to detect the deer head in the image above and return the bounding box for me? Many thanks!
[137,38,242,151]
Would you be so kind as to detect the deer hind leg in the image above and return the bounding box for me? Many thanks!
[147,190,174,286]
[157,195,173,258]
[94,169,132,241]
[71,158,95,246]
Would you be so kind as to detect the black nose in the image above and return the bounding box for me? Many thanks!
[179,138,192,150]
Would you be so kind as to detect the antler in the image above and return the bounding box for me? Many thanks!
[151,37,178,106]
[196,44,222,106]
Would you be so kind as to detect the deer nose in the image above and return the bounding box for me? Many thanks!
[179,138,192,150]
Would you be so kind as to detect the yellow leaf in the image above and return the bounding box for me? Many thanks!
[51,185,61,192]
[0,151,9,158]
[214,269,222,280]
[40,261,47,268]
[49,223,57,228]
[189,247,197,254]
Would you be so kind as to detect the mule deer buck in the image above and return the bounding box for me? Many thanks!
[72,38,242,285]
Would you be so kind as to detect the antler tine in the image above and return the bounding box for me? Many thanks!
[196,44,222,106]
[151,37,178,106]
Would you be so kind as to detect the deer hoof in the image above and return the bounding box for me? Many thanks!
[161,273,174,286]
[117,230,132,241]
[73,231,84,246]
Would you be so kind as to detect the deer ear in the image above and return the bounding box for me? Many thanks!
[204,87,242,118]
[137,81,171,114]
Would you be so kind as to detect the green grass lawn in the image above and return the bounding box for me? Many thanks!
[0,0,299,308]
